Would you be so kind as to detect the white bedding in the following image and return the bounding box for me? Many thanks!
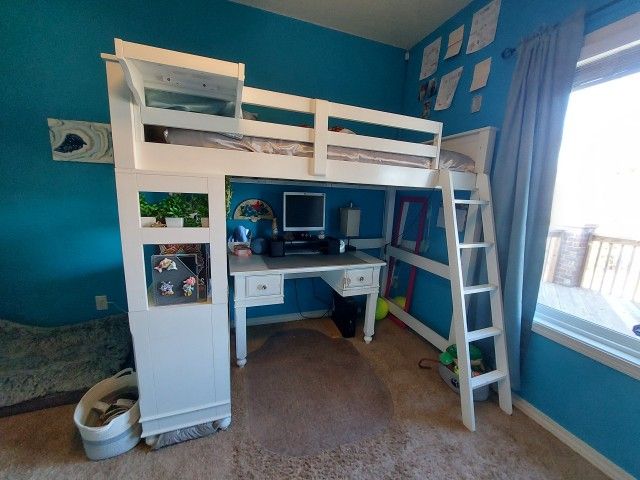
[162,128,475,172]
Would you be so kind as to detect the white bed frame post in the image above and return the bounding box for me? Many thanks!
[380,187,396,294]
[105,58,140,170]
[313,99,329,176]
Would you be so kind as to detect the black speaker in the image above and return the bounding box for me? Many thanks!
[325,237,340,255]
[332,291,358,338]
[269,238,285,257]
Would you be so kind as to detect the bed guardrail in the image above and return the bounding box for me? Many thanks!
[110,38,442,178]
[139,91,442,177]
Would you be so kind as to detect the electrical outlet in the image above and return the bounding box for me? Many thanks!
[95,295,108,311]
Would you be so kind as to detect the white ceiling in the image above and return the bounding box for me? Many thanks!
[231,0,472,49]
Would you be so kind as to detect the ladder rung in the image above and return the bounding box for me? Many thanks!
[471,370,507,389]
[454,199,489,205]
[467,327,502,342]
[463,284,496,295]
[459,242,493,249]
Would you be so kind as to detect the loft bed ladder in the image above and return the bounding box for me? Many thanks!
[441,170,512,431]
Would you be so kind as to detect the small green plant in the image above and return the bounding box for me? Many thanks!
[190,194,209,219]
[139,193,158,218]
[183,216,199,227]
[159,193,190,219]
[225,177,232,218]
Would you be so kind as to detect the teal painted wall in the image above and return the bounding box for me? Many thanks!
[401,0,640,476]
[0,0,404,326]
[2,0,639,473]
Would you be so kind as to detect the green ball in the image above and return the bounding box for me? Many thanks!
[375,297,389,321]
[392,296,406,310]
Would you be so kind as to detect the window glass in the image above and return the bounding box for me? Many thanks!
[538,71,640,341]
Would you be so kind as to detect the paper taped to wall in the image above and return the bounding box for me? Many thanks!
[471,94,482,113]
[444,25,465,59]
[466,0,501,54]
[419,37,441,80]
[470,57,492,91]
[434,67,463,111]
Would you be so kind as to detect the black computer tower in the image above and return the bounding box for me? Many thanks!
[332,291,359,338]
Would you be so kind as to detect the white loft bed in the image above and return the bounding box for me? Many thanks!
[103,40,495,189]
[102,38,507,440]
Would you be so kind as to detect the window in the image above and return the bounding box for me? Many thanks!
[534,14,640,379]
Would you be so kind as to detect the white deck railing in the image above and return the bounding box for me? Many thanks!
[543,229,640,303]
[582,235,640,302]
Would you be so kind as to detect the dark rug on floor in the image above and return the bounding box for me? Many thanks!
[0,315,133,417]
[245,328,393,457]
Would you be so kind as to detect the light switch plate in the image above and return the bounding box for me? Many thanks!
[95,295,108,311]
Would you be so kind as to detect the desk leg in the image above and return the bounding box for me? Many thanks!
[235,306,247,367]
[363,292,377,344]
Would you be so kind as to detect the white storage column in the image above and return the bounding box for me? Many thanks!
[115,171,231,438]
[105,53,232,439]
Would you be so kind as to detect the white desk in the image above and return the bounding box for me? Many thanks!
[228,251,386,367]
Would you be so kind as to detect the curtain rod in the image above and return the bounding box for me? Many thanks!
[500,0,623,59]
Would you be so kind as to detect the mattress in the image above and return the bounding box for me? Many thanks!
[162,128,476,172]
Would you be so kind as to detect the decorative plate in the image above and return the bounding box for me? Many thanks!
[233,199,274,222]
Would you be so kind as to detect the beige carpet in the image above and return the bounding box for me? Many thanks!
[0,318,606,479]
[246,328,392,456]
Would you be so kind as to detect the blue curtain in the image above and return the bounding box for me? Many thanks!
[491,11,585,390]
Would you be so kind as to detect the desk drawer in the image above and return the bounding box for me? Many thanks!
[344,268,374,288]
[246,274,282,297]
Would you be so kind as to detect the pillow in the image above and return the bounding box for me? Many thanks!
[439,149,475,172]
[329,126,356,134]
[243,110,258,121]
[145,89,235,116]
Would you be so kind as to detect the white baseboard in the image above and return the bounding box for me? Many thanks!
[512,395,633,480]
[245,310,330,327]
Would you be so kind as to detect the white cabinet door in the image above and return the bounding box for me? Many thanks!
[129,303,230,435]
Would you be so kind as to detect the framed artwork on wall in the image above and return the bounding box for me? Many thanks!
[48,118,113,164]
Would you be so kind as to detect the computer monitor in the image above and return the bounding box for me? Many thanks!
[283,192,326,232]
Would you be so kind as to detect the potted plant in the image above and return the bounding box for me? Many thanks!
[139,193,158,227]
[225,177,232,219]
[191,194,209,227]
[159,193,188,228]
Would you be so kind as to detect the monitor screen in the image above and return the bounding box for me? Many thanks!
[283,192,325,231]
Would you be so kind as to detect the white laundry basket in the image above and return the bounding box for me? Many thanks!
[73,368,142,460]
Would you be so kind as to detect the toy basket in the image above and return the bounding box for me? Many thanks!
[438,363,489,401]
[73,368,141,460]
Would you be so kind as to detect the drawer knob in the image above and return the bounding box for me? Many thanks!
[257,284,267,290]
[359,276,365,282]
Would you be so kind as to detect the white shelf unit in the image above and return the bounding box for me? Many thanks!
[114,169,231,438]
